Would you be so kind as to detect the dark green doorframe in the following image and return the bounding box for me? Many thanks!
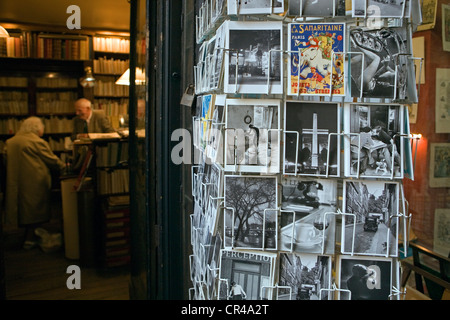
[133,0,184,300]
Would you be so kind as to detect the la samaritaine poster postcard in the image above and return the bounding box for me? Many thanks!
[288,23,345,96]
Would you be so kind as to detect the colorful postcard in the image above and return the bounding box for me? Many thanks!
[288,22,345,96]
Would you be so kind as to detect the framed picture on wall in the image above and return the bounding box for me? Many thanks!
[429,143,450,188]
[435,68,450,133]
[417,0,438,31]
[434,208,450,257]
[443,4,450,52]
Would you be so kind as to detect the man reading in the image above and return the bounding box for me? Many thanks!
[71,98,115,141]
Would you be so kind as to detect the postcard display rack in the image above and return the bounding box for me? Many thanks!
[189,0,424,301]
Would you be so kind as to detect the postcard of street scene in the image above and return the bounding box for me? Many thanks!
[342,180,399,257]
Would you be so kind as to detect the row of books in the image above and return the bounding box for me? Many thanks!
[0,76,78,88]
[36,91,78,114]
[37,36,90,60]
[100,196,130,267]
[36,77,78,88]
[0,118,22,134]
[0,77,28,87]
[0,33,91,60]
[95,141,129,167]
[93,57,129,75]
[0,101,28,115]
[0,32,131,60]
[41,116,74,133]
[97,168,130,195]
[94,79,129,97]
[93,36,130,53]
[93,99,128,116]
[0,116,74,134]
[47,136,69,151]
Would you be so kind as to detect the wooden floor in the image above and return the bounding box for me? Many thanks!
[3,224,130,300]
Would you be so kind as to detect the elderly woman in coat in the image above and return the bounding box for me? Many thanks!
[5,116,66,249]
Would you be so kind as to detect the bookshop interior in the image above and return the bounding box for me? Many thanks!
[0,0,449,301]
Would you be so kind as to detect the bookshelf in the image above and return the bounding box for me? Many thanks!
[92,35,130,130]
[0,28,131,150]
[92,138,130,268]
[0,29,91,60]
[0,59,85,154]
[0,25,131,268]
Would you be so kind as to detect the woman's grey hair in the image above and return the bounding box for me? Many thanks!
[18,116,44,135]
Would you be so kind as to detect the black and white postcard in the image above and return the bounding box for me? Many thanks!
[278,253,332,300]
[284,101,340,177]
[218,249,277,300]
[210,21,227,91]
[337,255,396,300]
[280,177,337,254]
[204,35,217,92]
[212,0,226,24]
[352,0,410,18]
[344,103,404,179]
[288,0,346,17]
[204,163,223,236]
[227,0,284,15]
[349,27,413,100]
[195,41,208,93]
[223,21,283,94]
[225,99,280,173]
[224,175,278,250]
[342,180,399,257]
[204,234,223,300]
[206,94,226,165]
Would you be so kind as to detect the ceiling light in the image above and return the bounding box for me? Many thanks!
[0,26,9,38]
[79,66,96,88]
[116,67,146,86]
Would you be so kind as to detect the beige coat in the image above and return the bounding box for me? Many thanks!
[5,132,65,227]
